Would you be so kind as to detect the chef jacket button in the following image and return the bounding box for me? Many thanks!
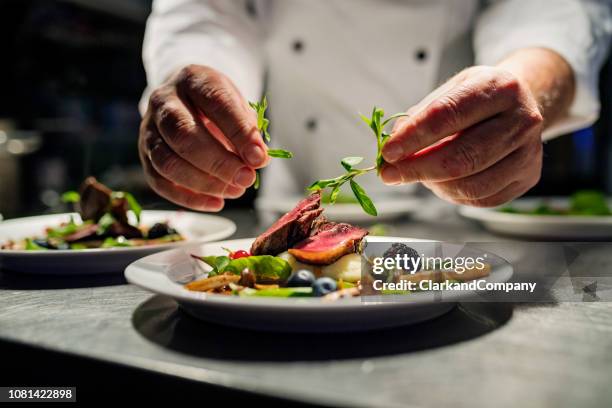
[415,48,428,62]
[292,39,304,53]
[305,118,317,131]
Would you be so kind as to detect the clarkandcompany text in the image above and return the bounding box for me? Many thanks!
[373,279,537,293]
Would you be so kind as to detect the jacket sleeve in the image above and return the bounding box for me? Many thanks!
[474,0,612,140]
[140,0,265,115]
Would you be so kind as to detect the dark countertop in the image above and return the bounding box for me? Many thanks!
[1,201,611,407]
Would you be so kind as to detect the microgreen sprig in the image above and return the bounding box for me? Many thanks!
[249,96,293,189]
[307,107,408,216]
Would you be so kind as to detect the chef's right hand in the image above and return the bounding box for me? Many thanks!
[139,64,269,211]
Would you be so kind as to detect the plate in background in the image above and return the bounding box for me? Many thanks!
[459,197,612,239]
[0,210,236,274]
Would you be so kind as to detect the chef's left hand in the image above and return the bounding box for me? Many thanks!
[380,64,547,207]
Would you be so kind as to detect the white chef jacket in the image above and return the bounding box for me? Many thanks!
[141,0,611,200]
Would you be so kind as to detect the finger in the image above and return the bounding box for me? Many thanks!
[140,148,225,212]
[450,178,537,208]
[175,65,269,168]
[380,109,541,184]
[148,88,256,188]
[149,137,246,199]
[423,141,542,202]
[383,69,522,162]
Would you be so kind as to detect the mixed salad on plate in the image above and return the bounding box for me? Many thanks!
[499,190,611,216]
[186,192,490,300]
[1,177,183,250]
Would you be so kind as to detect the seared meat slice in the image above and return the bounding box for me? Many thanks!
[288,223,368,265]
[78,177,111,222]
[250,191,321,255]
[106,222,143,239]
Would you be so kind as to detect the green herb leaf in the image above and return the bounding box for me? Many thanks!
[240,287,313,297]
[267,149,293,159]
[250,95,271,142]
[329,186,340,204]
[96,213,115,235]
[195,255,292,282]
[61,191,80,203]
[350,180,377,216]
[101,236,132,248]
[307,177,341,191]
[254,171,260,190]
[25,238,48,251]
[341,156,364,171]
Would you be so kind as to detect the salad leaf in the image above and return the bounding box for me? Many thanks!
[569,190,610,215]
[197,255,292,282]
[25,238,48,251]
[96,213,115,235]
[61,191,80,203]
[101,236,132,248]
[240,287,313,297]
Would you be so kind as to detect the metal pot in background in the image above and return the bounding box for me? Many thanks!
[0,120,41,218]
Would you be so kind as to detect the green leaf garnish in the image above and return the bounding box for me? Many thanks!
[96,213,115,235]
[101,236,132,248]
[61,191,80,203]
[195,255,292,281]
[307,107,407,215]
[341,156,364,171]
[25,238,47,251]
[350,180,377,216]
[249,95,271,142]
[267,149,293,159]
[248,95,293,191]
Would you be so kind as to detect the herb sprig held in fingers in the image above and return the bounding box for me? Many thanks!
[249,96,293,189]
[307,107,408,216]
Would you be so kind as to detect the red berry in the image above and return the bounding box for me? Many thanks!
[230,250,250,259]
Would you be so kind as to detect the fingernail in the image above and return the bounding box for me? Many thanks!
[381,166,402,185]
[383,142,403,163]
[233,167,255,187]
[243,144,266,167]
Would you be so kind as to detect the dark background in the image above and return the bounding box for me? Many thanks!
[0,0,610,218]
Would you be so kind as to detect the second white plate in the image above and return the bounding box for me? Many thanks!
[459,197,612,239]
[0,210,236,274]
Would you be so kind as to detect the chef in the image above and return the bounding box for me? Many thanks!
[138,0,611,212]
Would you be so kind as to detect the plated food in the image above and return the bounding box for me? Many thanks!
[499,191,611,216]
[459,193,612,239]
[185,191,491,301]
[1,177,183,251]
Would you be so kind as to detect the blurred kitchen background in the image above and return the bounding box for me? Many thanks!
[0,0,611,218]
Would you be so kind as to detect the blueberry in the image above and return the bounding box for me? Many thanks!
[286,269,316,287]
[312,277,337,297]
[147,222,177,239]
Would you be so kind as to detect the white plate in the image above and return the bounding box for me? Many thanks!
[0,210,236,274]
[125,237,513,332]
[459,197,612,239]
[256,196,421,224]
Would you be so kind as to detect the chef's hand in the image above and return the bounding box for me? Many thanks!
[139,65,269,211]
[380,48,575,207]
